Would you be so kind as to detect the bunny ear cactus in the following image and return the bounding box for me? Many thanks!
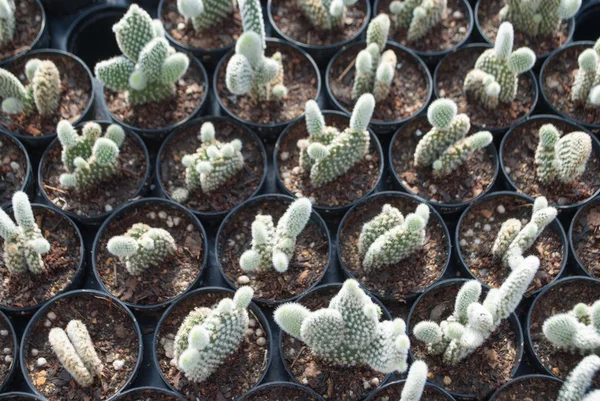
[557,355,600,401]
[389,0,447,41]
[176,0,236,31]
[297,0,359,30]
[400,360,428,401]
[571,38,600,108]
[296,100,340,172]
[542,300,600,354]
[274,279,410,373]
[0,0,14,45]
[499,0,581,37]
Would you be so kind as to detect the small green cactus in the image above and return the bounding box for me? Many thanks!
[0,0,14,46]
[275,279,410,373]
[571,38,600,108]
[499,0,581,37]
[297,0,359,30]
[543,301,600,354]
[48,320,104,388]
[389,0,447,41]
[0,191,50,275]
[400,360,428,401]
[557,355,600,401]
[296,100,340,173]
[176,0,235,31]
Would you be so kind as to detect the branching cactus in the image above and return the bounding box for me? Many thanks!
[389,0,447,41]
[571,38,600,108]
[413,256,539,365]
[296,100,340,172]
[499,0,581,37]
[48,320,104,388]
[240,198,312,273]
[297,0,359,30]
[175,286,254,383]
[464,23,536,110]
[274,279,410,373]
[177,0,235,31]
[359,203,430,272]
[413,99,493,176]
[534,124,592,185]
[400,360,428,401]
[543,300,600,354]
[95,5,190,106]
[0,191,50,275]
[557,355,600,401]
[0,0,15,45]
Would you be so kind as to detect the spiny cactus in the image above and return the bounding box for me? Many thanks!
[413,99,493,176]
[95,5,189,106]
[0,0,14,46]
[359,203,430,272]
[499,0,581,37]
[240,198,312,273]
[275,279,410,373]
[571,38,600,108]
[389,0,447,41]
[175,286,254,383]
[400,360,428,401]
[48,320,104,388]
[543,301,600,354]
[352,14,397,102]
[464,23,536,109]
[0,191,50,275]
[534,124,592,185]
[413,256,539,365]
[297,0,359,30]
[557,355,600,401]
[296,100,340,173]
[177,0,235,31]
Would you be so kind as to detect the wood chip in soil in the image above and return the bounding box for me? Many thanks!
[0,134,27,205]
[572,201,600,278]
[114,389,182,401]
[242,385,320,401]
[368,382,451,401]
[492,376,562,401]
[0,313,15,387]
[0,0,42,62]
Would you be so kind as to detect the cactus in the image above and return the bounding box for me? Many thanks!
[0,0,14,45]
[175,286,254,383]
[400,360,428,401]
[296,100,340,172]
[389,0,447,41]
[464,23,536,109]
[543,301,600,354]
[557,355,600,401]
[297,0,359,30]
[275,279,410,373]
[95,5,189,106]
[176,0,235,31]
[240,198,312,273]
[171,122,244,203]
[534,124,592,185]
[499,0,581,37]
[413,256,539,365]
[48,320,104,388]
[0,191,50,275]
[359,203,430,271]
[413,99,493,176]
[571,38,600,108]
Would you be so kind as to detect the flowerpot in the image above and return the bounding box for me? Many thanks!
[239,382,326,401]
[0,393,44,401]
[0,0,48,66]
[574,0,600,42]
[569,197,600,278]
[0,132,33,209]
[109,387,186,401]
[488,374,562,401]
[39,0,98,16]
[0,310,17,393]
[363,379,456,401]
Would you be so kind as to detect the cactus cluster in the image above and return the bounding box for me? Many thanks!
[297,0,359,30]
[557,355,600,401]
[543,300,600,354]
[400,360,429,401]
[0,191,50,275]
[413,99,493,176]
[57,121,125,191]
[389,0,447,41]
[95,5,190,106]
[177,0,235,31]
[175,287,254,383]
[413,256,539,365]
[352,14,397,102]
[571,38,600,108]
[0,0,14,45]
[48,320,104,388]
[499,0,581,37]
[464,23,536,109]
[535,124,592,185]
[358,203,430,272]
[240,198,312,273]
[275,279,410,373]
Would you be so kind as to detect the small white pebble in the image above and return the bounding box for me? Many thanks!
[295,192,303,198]
[31,349,39,356]
[302,378,309,384]
[483,224,491,232]
[292,166,301,175]
[3,348,10,354]
[365,154,373,161]
[256,337,266,346]
[459,239,467,247]
[280,152,289,161]
[0,330,8,336]
[166,333,175,340]
[37,358,47,367]
[44,320,52,328]
[474,222,481,229]
[505,167,511,174]
[284,178,291,186]
[248,319,257,328]
[521,218,529,225]
[158,211,168,219]
[186,224,194,232]
[47,312,57,320]
[497,205,506,214]
[255,328,263,337]
[238,275,250,285]
[474,238,481,245]
[465,229,474,237]
[149,211,157,219]
[173,217,181,226]
[458,26,466,33]
[9,161,19,171]
[170,359,177,367]
[105,204,113,212]
[177,22,185,30]
[489,217,495,222]
[245,328,254,336]
[113,360,125,370]
[282,172,290,179]
[453,10,463,18]
[370,377,380,387]
[4,355,11,363]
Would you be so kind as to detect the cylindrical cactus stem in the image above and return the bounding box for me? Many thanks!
[407,0,447,41]
[571,49,598,104]
[431,131,493,176]
[555,131,593,184]
[0,0,15,45]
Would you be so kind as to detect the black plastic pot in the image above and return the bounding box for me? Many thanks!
[569,196,600,278]
[0,310,17,393]
[109,386,186,401]
[574,0,600,41]
[0,0,49,67]
[40,0,98,16]
[488,374,563,401]
[239,382,326,401]
[0,393,43,401]
[0,132,33,209]
[364,379,456,401]
[156,116,268,225]
[215,194,332,305]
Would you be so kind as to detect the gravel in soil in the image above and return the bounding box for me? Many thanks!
[24,294,140,401]
[0,207,81,309]
[368,382,451,401]
[502,118,600,206]
[0,0,43,62]
[339,194,449,301]
[572,201,600,277]
[277,114,380,208]
[0,134,27,205]
[391,116,496,205]
[492,376,562,401]
[0,314,14,387]
[115,389,182,401]
[218,198,328,302]
[157,291,269,400]
[242,385,320,401]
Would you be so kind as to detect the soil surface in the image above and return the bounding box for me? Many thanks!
[436,46,535,129]
[0,0,43,62]
[218,198,328,302]
[24,294,140,401]
[281,287,387,401]
[391,116,497,205]
[368,382,451,401]
[277,114,381,208]
[0,53,92,137]
[160,119,265,214]
[492,376,562,401]
[41,130,148,218]
[242,385,320,401]
[115,389,182,401]
[502,118,600,206]
[339,194,449,301]
[0,134,27,206]
[0,207,81,309]
[0,313,14,387]
[572,201,600,277]
[157,290,269,400]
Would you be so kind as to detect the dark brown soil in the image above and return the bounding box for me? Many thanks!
[95,202,205,307]
[277,114,380,208]
[458,194,564,294]
[542,44,600,126]
[477,0,570,56]
[0,396,40,401]
[529,278,600,380]
[242,385,320,401]
[24,293,140,401]
[0,53,92,137]
[502,118,600,206]
[339,194,449,301]
[572,201,600,277]
[0,313,15,388]
[115,389,182,401]
[271,0,367,46]
[218,198,328,302]
[160,119,265,213]
[0,207,81,309]
[0,134,27,206]
[410,282,519,398]
[368,382,451,401]
[217,42,319,125]
[0,0,43,63]
[329,44,429,123]
[436,46,535,129]
[156,290,269,400]
[105,61,205,130]
[391,116,497,205]
[281,287,387,401]
[161,0,242,50]
[492,376,562,401]
[41,131,148,218]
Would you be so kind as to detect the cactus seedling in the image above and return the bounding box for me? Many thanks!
[557,355,600,401]
[389,0,447,41]
[571,39,600,108]
[499,0,581,38]
[177,0,236,31]
[0,0,15,46]
[400,360,429,401]
[297,0,359,30]
[543,300,600,354]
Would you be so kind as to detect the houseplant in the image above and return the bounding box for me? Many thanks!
[0,0,47,66]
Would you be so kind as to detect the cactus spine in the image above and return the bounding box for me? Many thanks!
[571,38,600,107]
[557,355,600,401]
[297,0,359,30]
[543,301,600,354]
[499,0,581,37]
[176,0,235,31]
[0,0,14,45]
[389,0,447,41]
